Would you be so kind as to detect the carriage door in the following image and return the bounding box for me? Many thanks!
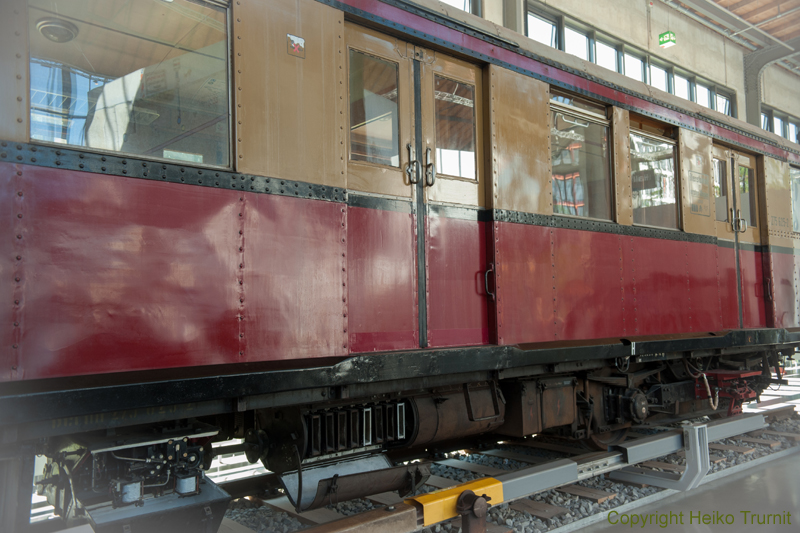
[345,24,492,350]
[712,147,767,328]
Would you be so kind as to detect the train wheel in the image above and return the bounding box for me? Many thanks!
[586,429,629,450]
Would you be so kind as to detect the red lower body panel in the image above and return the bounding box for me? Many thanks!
[739,248,767,328]
[771,251,799,328]
[717,244,740,329]
[346,206,417,352]
[552,230,625,340]
[6,163,242,380]
[426,216,490,348]
[494,222,555,345]
[244,194,348,360]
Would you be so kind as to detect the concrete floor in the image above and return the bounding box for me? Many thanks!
[580,453,800,532]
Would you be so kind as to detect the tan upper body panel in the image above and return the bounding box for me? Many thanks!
[612,107,632,226]
[679,128,715,237]
[0,0,29,143]
[233,0,345,187]
[485,65,551,214]
[763,157,793,250]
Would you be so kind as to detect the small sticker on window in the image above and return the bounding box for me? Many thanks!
[287,34,305,59]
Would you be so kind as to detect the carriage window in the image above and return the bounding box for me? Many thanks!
[28,0,230,166]
[630,132,678,229]
[738,165,757,227]
[349,51,400,167]
[434,76,475,180]
[550,98,612,221]
[792,167,800,232]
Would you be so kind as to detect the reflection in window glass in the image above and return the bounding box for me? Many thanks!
[28,0,229,165]
[713,158,728,222]
[349,51,400,167]
[738,165,757,228]
[649,64,668,92]
[696,84,710,108]
[551,109,611,220]
[565,27,588,60]
[774,116,785,138]
[762,113,770,131]
[674,75,690,100]
[630,132,677,229]
[527,12,558,48]
[624,53,644,82]
[792,167,800,232]
[434,76,476,180]
[716,94,731,116]
[595,41,617,71]
[791,123,799,144]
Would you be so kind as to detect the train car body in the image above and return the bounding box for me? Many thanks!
[1,0,800,530]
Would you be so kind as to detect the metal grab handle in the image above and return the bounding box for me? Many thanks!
[484,263,495,301]
[735,209,748,233]
[425,147,436,187]
[406,143,420,184]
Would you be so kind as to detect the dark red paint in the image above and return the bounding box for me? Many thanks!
[244,194,348,360]
[770,251,799,329]
[739,249,767,328]
[717,244,740,329]
[426,216,490,347]
[346,206,417,353]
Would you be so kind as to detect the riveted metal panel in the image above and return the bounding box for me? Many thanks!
[486,65,551,215]
[426,215,490,347]
[762,157,793,327]
[717,243,741,329]
[740,248,768,328]
[679,129,716,237]
[0,0,28,143]
[347,205,417,353]
[1,163,23,381]
[244,194,348,360]
[612,107,632,226]
[686,241,724,333]
[8,164,242,381]
[495,222,555,344]
[552,229,625,340]
[233,0,345,187]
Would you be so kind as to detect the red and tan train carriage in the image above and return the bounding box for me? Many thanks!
[1,0,800,530]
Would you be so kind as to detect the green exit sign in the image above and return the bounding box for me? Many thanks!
[659,31,676,48]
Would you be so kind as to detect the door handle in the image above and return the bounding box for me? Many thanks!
[406,143,420,184]
[425,147,436,187]
[736,209,747,233]
[730,207,735,231]
[484,263,495,301]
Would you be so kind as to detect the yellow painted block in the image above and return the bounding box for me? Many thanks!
[404,477,504,526]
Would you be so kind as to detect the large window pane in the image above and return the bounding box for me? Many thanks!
[762,113,770,131]
[791,123,799,144]
[624,53,644,82]
[527,13,557,48]
[28,0,230,166]
[674,75,690,100]
[551,109,612,220]
[696,84,710,108]
[774,116,785,138]
[738,166,757,227]
[630,133,678,229]
[792,166,800,232]
[349,51,400,167]
[434,76,476,180]
[595,41,617,71]
[565,27,588,60]
[649,64,668,92]
[713,158,729,222]
[716,94,731,116]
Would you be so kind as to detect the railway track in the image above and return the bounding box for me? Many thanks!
[214,404,800,533]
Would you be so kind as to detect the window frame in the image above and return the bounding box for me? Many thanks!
[629,128,681,230]
[26,0,235,170]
